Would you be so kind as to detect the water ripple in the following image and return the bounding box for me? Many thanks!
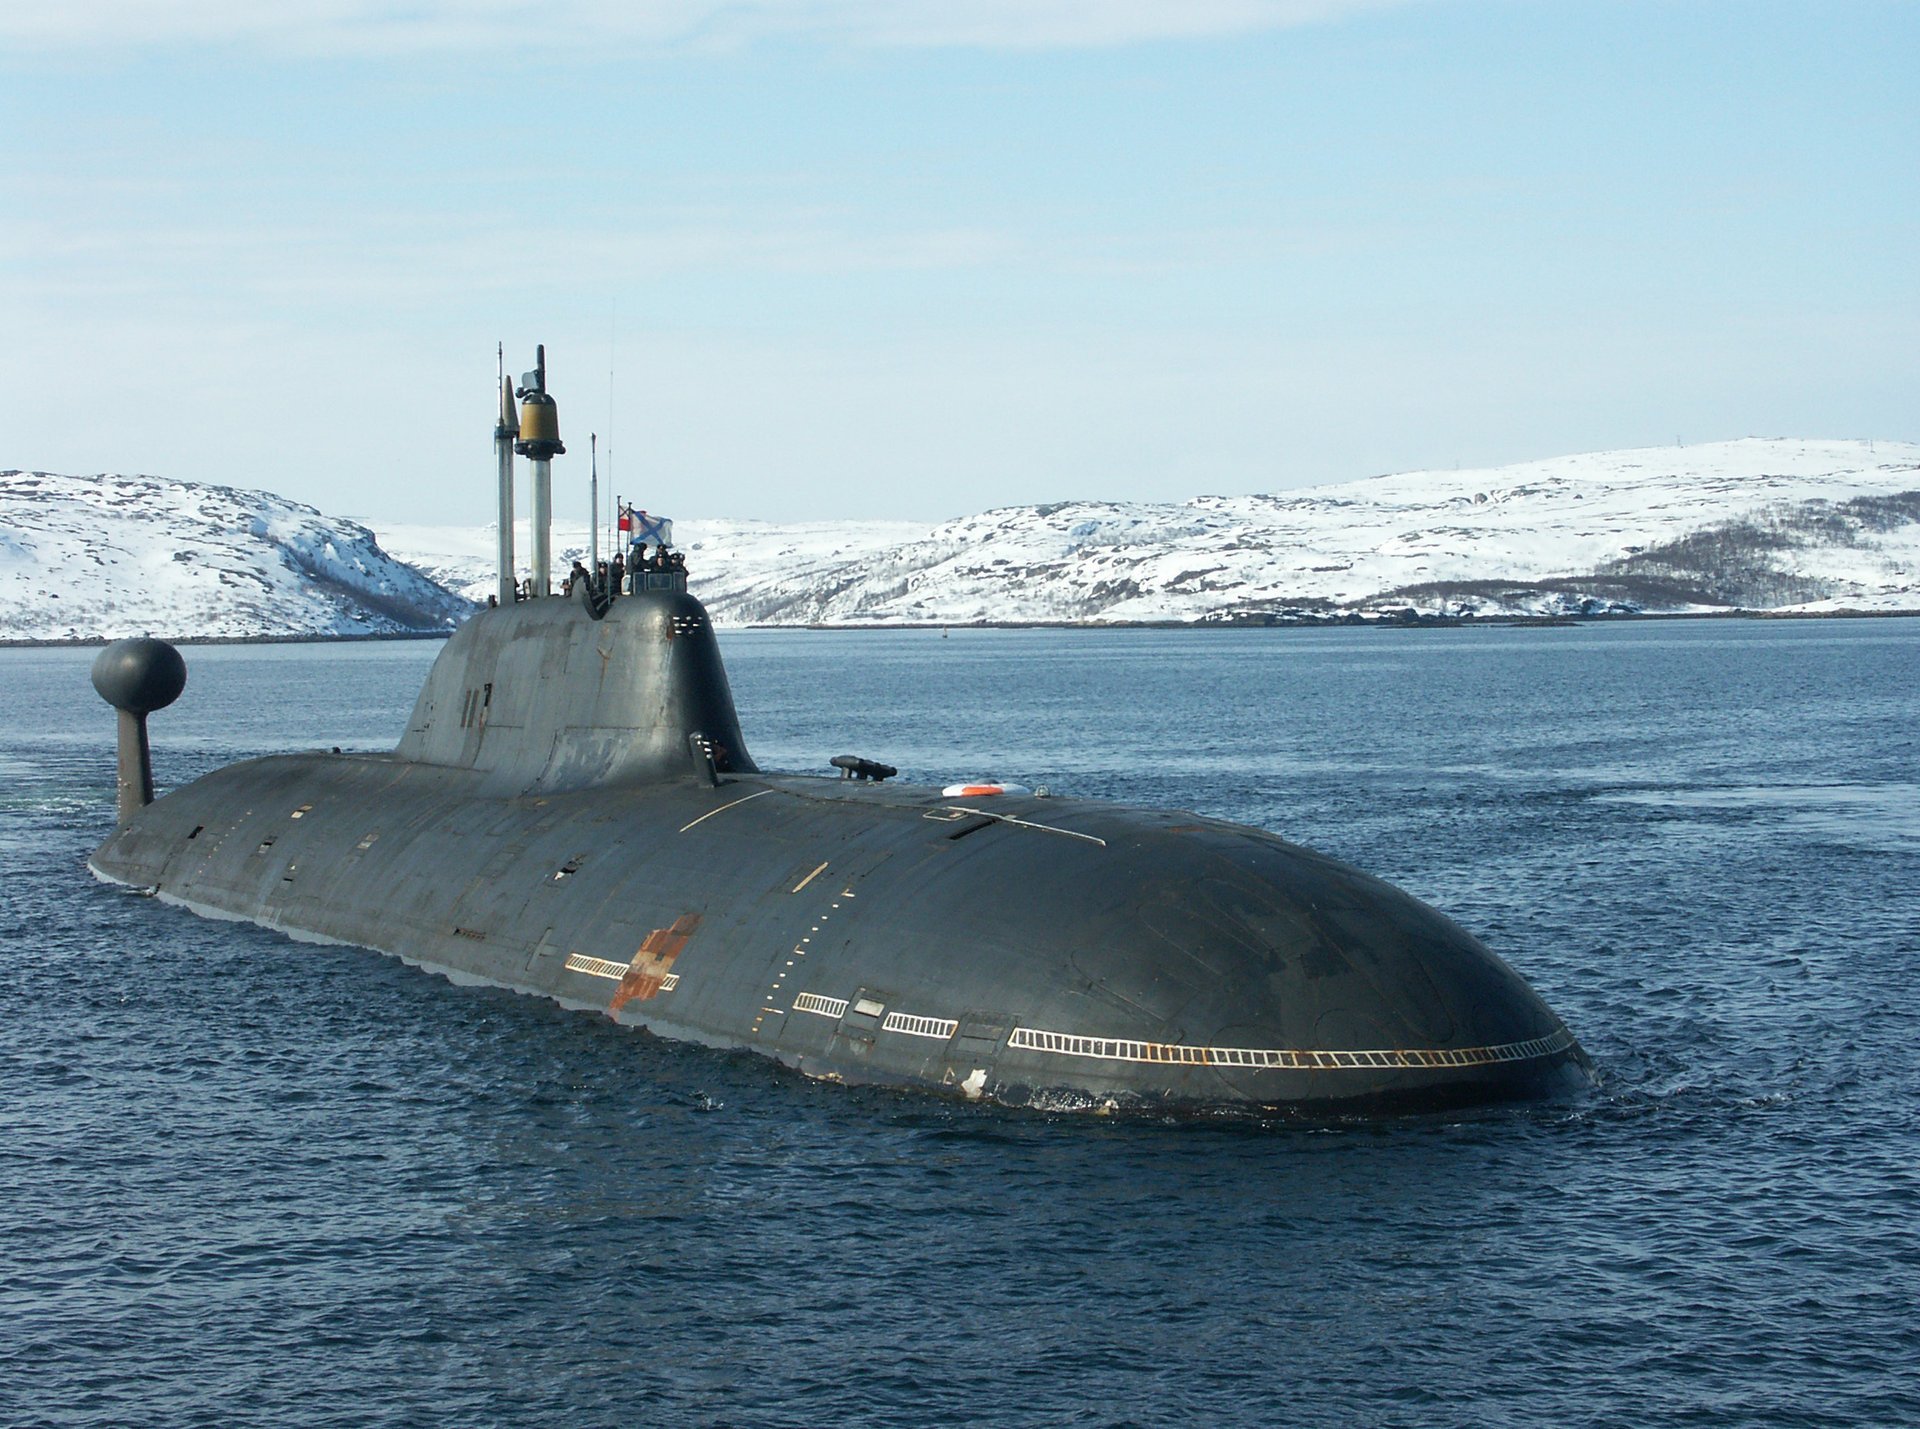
[3,625,1918,1428]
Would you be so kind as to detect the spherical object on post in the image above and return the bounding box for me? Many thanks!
[91,638,187,716]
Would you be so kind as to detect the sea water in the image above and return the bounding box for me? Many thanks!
[2,619,1916,1427]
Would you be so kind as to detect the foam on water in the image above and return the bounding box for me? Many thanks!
[1595,782,1920,852]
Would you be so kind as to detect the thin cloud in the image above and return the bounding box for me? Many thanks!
[5,0,1420,56]
[5,206,1036,315]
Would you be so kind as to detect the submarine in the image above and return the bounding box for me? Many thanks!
[89,347,1592,1116]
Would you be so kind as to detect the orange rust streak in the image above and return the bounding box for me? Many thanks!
[610,913,702,1012]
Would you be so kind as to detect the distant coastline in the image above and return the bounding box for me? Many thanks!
[8,441,1917,641]
[0,629,457,650]
[9,604,1918,650]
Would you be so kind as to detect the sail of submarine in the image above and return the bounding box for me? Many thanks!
[89,347,1593,1115]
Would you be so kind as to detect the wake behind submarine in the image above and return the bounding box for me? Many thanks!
[90,347,1592,1116]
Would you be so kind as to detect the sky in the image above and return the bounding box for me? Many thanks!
[4,0,1916,525]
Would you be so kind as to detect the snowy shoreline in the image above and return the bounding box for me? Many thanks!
[10,603,1917,650]
[7,437,1918,642]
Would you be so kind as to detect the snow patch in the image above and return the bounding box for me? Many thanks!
[0,470,471,641]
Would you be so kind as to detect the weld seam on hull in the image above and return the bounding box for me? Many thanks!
[677,788,773,832]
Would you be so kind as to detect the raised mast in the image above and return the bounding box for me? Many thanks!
[514,343,565,596]
[493,344,518,606]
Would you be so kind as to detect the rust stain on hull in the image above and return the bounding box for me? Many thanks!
[611,914,702,1011]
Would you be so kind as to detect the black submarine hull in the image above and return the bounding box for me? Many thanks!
[90,592,1591,1115]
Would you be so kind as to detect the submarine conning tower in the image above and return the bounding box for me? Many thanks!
[397,346,755,795]
[397,585,757,794]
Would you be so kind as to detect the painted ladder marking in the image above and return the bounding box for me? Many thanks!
[1005,1026,1579,1071]
[565,954,629,981]
[793,993,849,1019]
[883,1012,959,1041]
[565,954,680,992]
[790,861,830,894]
[678,788,774,834]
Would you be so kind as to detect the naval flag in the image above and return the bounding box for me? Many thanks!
[633,511,673,548]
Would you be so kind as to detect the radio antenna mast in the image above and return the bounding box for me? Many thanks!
[607,300,617,555]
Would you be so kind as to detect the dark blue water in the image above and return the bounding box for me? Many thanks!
[4,621,1917,1427]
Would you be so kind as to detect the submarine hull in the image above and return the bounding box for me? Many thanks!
[83,338,1595,1116]
[91,591,1590,1115]
[91,746,1589,1115]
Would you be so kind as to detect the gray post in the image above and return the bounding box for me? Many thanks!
[91,638,187,825]
[495,358,518,606]
[531,457,552,596]
[115,709,154,824]
[512,343,563,597]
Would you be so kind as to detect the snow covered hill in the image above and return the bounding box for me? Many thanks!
[382,438,1920,626]
[0,471,470,642]
[5,439,1917,642]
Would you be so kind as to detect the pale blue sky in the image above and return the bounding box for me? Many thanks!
[5,0,1915,524]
